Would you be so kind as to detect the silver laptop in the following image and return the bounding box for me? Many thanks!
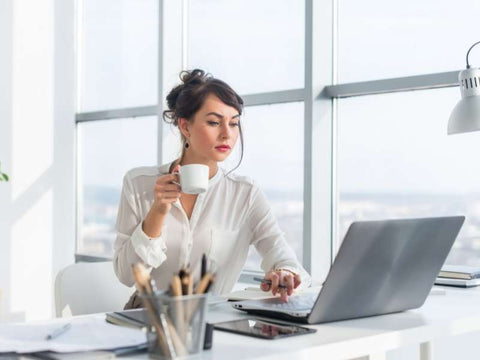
[233,216,465,324]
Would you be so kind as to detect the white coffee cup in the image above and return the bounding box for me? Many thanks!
[173,164,209,194]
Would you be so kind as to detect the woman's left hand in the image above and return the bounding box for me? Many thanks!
[260,270,301,302]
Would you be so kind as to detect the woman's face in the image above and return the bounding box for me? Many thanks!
[180,94,240,164]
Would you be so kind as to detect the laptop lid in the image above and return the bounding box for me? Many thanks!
[307,216,465,324]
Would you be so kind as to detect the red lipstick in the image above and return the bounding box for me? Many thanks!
[215,145,231,152]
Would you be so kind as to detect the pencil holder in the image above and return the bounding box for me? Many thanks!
[141,293,209,359]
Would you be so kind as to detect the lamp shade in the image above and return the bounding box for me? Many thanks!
[448,67,480,135]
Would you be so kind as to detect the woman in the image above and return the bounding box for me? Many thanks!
[114,69,311,306]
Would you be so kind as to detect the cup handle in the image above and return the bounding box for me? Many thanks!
[171,172,181,188]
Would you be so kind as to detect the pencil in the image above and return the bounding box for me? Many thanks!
[131,263,171,357]
[204,276,215,293]
[164,313,188,356]
[170,274,186,341]
[45,323,71,340]
[181,275,188,296]
[253,277,288,289]
[201,254,207,278]
[186,273,193,295]
[195,273,213,294]
[171,275,182,296]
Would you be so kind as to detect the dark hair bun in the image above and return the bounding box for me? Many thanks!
[164,84,182,118]
[164,69,209,123]
[180,69,208,86]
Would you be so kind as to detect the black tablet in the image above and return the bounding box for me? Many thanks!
[213,318,316,340]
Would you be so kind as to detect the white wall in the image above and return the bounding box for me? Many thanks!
[0,0,75,321]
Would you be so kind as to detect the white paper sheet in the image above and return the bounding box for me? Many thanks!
[0,316,146,354]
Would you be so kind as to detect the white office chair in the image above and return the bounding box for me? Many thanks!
[55,261,134,317]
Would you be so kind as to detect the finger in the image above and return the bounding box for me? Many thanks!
[261,325,269,335]
[280,288,288,303]
[155,191,180,202]
[154,185,181,196]
[285,274,294,296]
[171,164,181,174]
[159,197,178,204]
[293,274,301,289]
[154,186,180,195]
[157,174,178,185]
[272,326,279,337]
[160,192,181,200]
[156,195,179,203]
[260,282,271,292]
[269,272,279,296]
[156,183,181,192]
[171,173,181,187]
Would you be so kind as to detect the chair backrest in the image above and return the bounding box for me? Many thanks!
[55,261,134,317]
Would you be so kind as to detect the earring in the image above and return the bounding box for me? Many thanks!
[185,141,189,149]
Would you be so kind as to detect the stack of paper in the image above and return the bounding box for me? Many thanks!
[436,265,480,287]
[0,316,146,354]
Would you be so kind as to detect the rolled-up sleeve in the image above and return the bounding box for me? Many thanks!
[113,173,168,287]
[247,184,312,288]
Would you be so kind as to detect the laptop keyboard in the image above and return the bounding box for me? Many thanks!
[260,293,317,311]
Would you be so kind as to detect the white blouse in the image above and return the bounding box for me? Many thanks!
[113,162,311,294]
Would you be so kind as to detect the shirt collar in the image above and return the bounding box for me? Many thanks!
[208,166,223,188]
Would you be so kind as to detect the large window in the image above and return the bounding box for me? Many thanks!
[77,117,157,257]
[76,0,158,258]
[335,1,480,266]
[235,102,304,270]
[76,0,479,281]
[78,0,158,111]
[338,0,480,82]
[337,88,480,265]
[75,0,307,275]
[188,0,305,94]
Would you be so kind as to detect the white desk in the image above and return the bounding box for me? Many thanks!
[122,286,480,360]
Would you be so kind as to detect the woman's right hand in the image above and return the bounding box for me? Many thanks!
[151,164,182,215]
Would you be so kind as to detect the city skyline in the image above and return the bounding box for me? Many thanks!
[79,186,480,270]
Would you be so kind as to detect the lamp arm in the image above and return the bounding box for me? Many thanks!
[466,41,480,69]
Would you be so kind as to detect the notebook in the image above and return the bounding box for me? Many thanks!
[435,277,480,288]
[233,216,465,324]
[438,265,480,280]
[106,295,228,329]
[105,309,147,329]
[0,317,146,353]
